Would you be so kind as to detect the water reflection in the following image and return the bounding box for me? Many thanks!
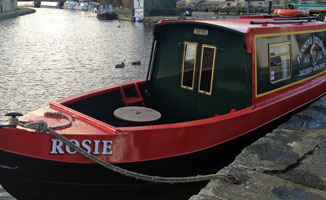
[0,8,153,122]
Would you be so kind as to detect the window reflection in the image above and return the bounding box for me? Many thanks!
[269,42,291,83]
[199,45,216,95]
[181,42,197,89]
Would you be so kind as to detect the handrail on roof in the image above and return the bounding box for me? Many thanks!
[250,19,309,24]
[275,16,318,20]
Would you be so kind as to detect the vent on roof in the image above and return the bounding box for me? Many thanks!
[194,28,208,36]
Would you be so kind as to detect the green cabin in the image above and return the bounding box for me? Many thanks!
[67,19,326,127]
[144,19,326,124]
[146,21,251,124]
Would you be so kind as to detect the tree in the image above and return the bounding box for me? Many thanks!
[122,0,133,8]
[114,0,123,7]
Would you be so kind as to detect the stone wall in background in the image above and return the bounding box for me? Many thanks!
[0,0,17,13]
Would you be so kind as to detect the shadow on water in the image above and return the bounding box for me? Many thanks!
[126,114,294,200]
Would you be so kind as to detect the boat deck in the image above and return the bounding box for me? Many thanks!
[20,107,113,135]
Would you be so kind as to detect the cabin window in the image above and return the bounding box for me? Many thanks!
[198,45,216,95]
[269,42,292,83]
[181,42,198,90]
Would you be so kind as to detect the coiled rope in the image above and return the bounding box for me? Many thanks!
[18,112,240,184]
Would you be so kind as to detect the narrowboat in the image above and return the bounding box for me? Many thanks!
[290,2,326,22]
[63,0,76,10]
[34,0,41,8]
[292,1,326,11]
[1,14,326,199]
[96,11,117,20]
[96,3,117,20]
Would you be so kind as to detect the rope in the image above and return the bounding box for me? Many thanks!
[18,112,240,184]
[18,112,72,133]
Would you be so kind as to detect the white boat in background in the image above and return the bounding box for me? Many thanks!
[64,0,76,9]
[88,2,99,12]
[97,3,113,13]
[64,0,89,11]
[75,0,89,11]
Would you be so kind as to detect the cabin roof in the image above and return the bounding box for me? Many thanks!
[157,17,325,34]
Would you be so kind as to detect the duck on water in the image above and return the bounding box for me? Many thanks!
[0,12,326,199]
[115,62,125,68]
[115,61,141,68]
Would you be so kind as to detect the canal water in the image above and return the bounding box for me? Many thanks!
[0,8,152,123]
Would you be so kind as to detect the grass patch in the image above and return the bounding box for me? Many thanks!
[115,8,132,17]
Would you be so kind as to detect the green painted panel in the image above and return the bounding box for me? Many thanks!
[149,23,251,123]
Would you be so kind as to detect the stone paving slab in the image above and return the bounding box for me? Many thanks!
[233,129,325,172]
[190,96,326,200]
[190,167,326,200]
[278,135,326,191]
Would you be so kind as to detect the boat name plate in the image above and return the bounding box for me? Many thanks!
[50,139,113,155]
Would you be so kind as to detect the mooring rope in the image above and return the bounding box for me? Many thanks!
[18,112,240,184]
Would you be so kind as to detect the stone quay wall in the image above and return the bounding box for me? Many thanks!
[0,0,17,13]
[0,7,35,20]
[190,95,326,200]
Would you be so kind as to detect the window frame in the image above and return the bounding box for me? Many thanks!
[198,44,217,95]
[268,41,292,84]
[181,42,198,90]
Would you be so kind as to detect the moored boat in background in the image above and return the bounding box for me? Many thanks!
[1,12,326,199]
[96,3,117,20]
[96,11,117,20]
[290,2,326,21]
[74,0,89,11]
[63,0,76,10]
[34,0,41,8]
[63,0,89,11]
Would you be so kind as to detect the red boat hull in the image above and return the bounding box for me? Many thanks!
[0,72,325,165]
[0,129,264,199]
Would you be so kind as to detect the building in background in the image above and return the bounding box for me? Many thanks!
[133,0,177,19]
[134,0,144,21]
[177,0,288,7]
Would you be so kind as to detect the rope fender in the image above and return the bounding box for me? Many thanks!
[18,112,240,184]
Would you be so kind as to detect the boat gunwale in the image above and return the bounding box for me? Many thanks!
[50,72,326,134]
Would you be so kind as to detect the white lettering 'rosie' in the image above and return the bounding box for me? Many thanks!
[50,139,113,155]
